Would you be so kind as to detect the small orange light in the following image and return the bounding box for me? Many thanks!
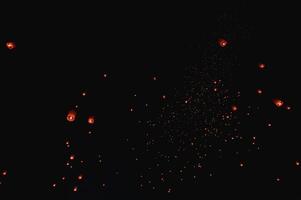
[88,116,95,124]
[6,41,16,50]
[273,99,284,107]
[70,154,75,160]
[218,38,228,47]
[231,105,238,112]
[259,63,265,69]
[67,110,77,122]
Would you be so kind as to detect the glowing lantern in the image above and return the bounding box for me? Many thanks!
[67,110,77,122]
[258,63,265,69]
[2,170,7,176]
[231,105,238,112]
[70,154,75,160]
[218,38,228,47]
[273,99,284,107]
[6,41,16,50]
[78,175,83,180]
[88,116,95,124]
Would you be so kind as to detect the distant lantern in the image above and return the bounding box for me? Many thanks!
[70,154,75,160]
[258,63,265,69]
[88,116,95,124]
[6,41,16,50]
[67,110,77,122]
[273,99,284,107]
[231,105,238,112]
[257,89,263,94]
[78,175,83,180]
[218,38,228,47]
[2,170,7,176]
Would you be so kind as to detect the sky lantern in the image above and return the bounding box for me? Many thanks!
[88,116,95,124]
[258,63,265,69]
[67,110,77,122]
[6,41,16,50]
[273,99,284,107]
[218,38,228,47]
[257,89,263,94]
[231,105,238,112]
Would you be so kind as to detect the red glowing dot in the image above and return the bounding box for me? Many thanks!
[52,183,56,188]
[66,110,77,122]
[88,116,95,124]
[78,175,83,180]
[2,170,7,176]
[70,155,75,160]
[231,105,238,112]
[273,99,284,107]
[62,176,66,181]
[258,63,265,69]
[257,89,263,94]
[73,186,78,192]
[6,41,16,50]
[218,38,228,47]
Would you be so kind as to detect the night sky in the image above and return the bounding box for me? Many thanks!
[1,3,301,199]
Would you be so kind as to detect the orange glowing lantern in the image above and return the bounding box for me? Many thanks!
[88,116,95,124]
[67,110,77,122]
[273,99,284,107]
[258,63,265,69]
[257,89,263,94]
[6,41,16,50]
[218,38,228,47]
[231,105,238,112]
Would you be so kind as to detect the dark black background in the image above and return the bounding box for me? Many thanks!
[1,2,300,199]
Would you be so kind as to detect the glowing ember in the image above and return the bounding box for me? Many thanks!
[218,38,228,47]
[6,41,16,50]
[78,175,83,180]
[2,170,7,176]
[66,110,77,122]
[258,63,265,69]
[257,89,263,94]
[273,99,284,107]
[231,105,238,112]
[88,116,95,124]
[70,155,75,160]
